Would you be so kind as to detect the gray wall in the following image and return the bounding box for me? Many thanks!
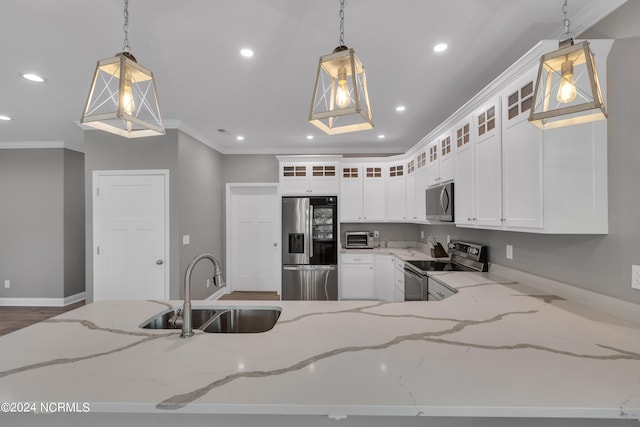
[63,149,85,298]
[340,223,418,247]
[0,149,65,299]
[222,154,279,183]
[84,130,181,301]
[178,132,224,299]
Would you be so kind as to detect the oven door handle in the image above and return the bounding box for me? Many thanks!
[404,268,425,281]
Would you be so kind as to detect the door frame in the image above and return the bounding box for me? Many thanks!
[92,169,171,300]
[225,183,281,294]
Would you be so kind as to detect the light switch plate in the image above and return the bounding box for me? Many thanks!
[506,245,513,260]
[4,280,10,289]
[182,235,190,245]
[632,265,640,290]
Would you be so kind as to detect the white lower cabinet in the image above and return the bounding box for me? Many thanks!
[374,254,395,302]
[340,254,375,300]
[341,253,402,301]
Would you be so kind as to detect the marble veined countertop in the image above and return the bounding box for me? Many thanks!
[1,270,640,422]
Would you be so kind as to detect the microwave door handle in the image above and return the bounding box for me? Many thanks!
[441,186,450,213]
[439,186,446,215]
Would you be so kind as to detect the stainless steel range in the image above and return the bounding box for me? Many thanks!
[403,241,488,301]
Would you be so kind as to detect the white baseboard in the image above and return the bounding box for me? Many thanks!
[490,264,640,325]
[0,292,86,307]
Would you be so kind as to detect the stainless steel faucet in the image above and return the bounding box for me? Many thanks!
[181,253,225,338]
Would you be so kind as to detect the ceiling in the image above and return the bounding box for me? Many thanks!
[0,0,626,154]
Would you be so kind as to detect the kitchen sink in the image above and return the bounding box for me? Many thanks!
[200,308,281,333]
[140,307,281,333]
[140,308,217,330]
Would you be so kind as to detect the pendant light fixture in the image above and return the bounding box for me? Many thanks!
[309,0,373,135]
[529,0,606,130]
[81,0,164,138]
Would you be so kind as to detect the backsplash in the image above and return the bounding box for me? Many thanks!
[340,223,418,248]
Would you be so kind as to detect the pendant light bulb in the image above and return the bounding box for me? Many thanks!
[557,59,577,103]
[335,67,351,108]
[122,75,135,116]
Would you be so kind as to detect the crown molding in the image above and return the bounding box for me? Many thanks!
[0,140,65,149]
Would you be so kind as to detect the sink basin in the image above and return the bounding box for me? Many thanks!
[140,307,281,333]
[200,308,281,333]
[140,308,217,330]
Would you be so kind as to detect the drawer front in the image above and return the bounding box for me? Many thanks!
[394,258,405,270]
[342,253,374,264]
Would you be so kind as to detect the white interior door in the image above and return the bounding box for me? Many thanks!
[227,185,280,293]
[93,171,169,301]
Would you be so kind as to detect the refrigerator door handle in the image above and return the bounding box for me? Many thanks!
[308,205,314,259]
[283,265,336,271]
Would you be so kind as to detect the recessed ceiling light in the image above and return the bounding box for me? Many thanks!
[236,136,244,141]
[378,134,385,139]
[306,135,314,140]
[240,48,254,58]
[21,73,45,83]
[433,43,448,53]
[395,105,406,112]
[0,115,12,121]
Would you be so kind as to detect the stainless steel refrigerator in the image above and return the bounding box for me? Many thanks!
[282,196,338,300]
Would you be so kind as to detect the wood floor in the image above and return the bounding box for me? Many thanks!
[0,301,85,337]
[218,291,280,301]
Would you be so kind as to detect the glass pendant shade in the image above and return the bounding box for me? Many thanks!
[309,47,373,135]
[529,40,606,130]
[81,52,164,138]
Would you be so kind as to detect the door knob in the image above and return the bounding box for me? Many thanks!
[156,260,164,265]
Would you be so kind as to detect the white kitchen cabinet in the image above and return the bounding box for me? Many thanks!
[339,162,386,222]
[473,96,503,228]
[386,162,407,221]
[362,164,386,221]
[277,156,340,196]
[405,159,416,221]
[500,68,543,229]
[454,116,474,226]
[427,130,454,187]
[340,253,375,300]
[339,164,364,221]
[414,150,428,222]
[374,254,395,302]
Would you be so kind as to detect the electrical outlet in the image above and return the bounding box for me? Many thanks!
[420,230,425,239]
[446,235,450,244]
[632,265,640,290]
[206,278,211,288]
[506,245,513,260]
[373,230,380,238]
[182,235,190,245]
[4,280,10,289]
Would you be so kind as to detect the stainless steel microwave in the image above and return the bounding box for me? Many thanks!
[425,182,454,222]
[345,231,374,249]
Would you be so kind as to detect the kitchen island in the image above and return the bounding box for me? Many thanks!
[1,268,640,427]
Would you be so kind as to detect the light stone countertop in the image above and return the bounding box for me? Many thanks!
[1,269,640,423]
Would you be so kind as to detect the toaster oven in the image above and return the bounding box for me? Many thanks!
[345,231,374,249]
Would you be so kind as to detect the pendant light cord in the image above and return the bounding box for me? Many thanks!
[561,0,574,39]
[339,0,345,47]
[123,0,131,53]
